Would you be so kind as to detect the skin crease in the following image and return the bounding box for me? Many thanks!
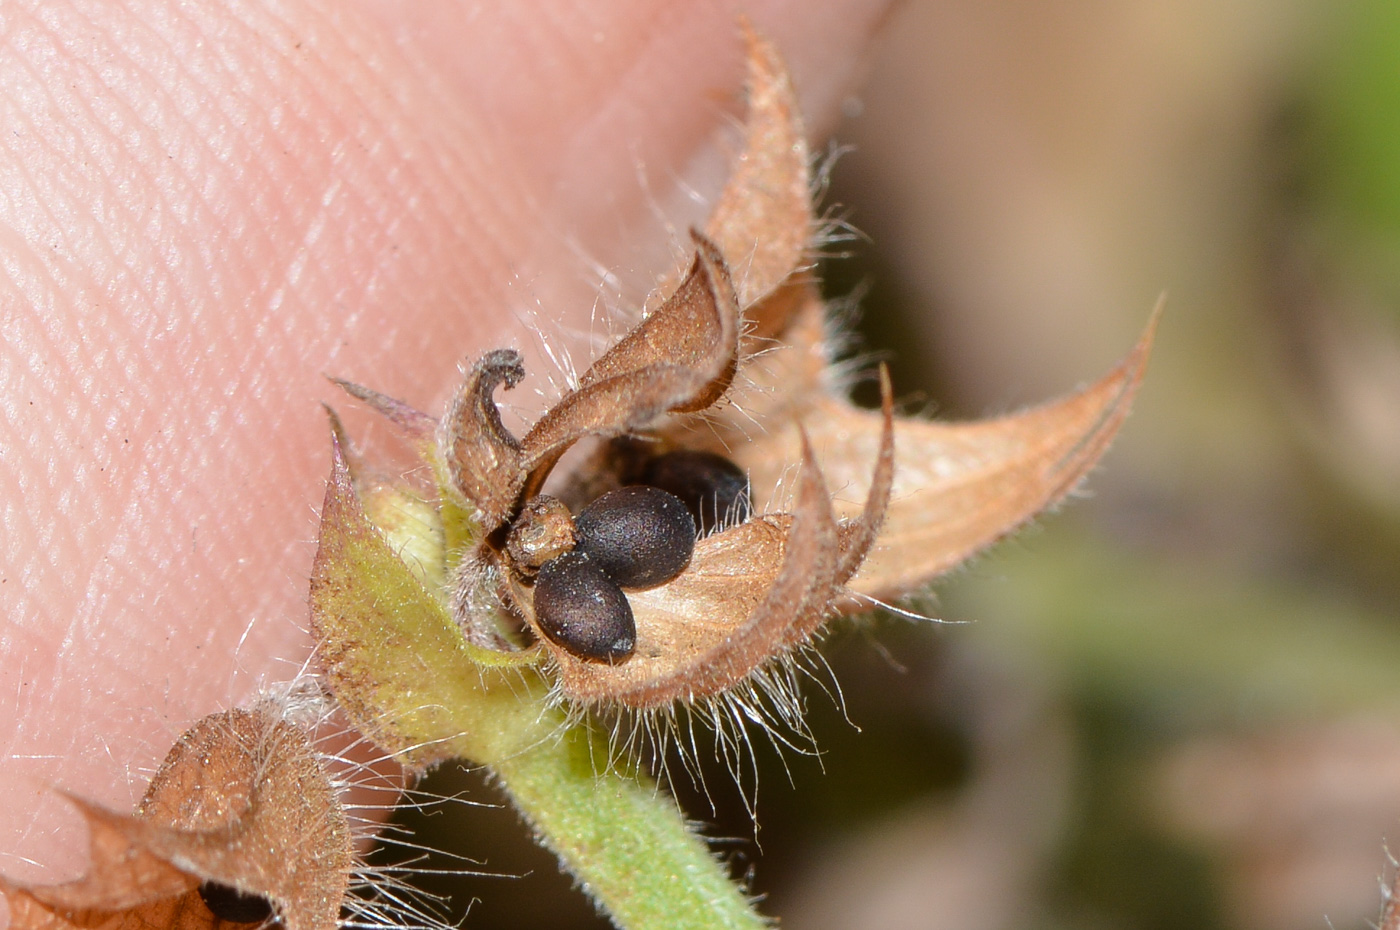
[0,0,892,894]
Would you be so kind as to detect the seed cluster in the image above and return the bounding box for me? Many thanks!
[524,453,749,664]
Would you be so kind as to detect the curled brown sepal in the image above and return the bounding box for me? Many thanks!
[529,430,844,710]
[328,377,439,456]
[0,704,352,930]
[442,349,528,531]
[726,309,1160,606]
[515,233,740,497]
[576,233,739,405]
[834,364,895,588]
[705,20,812,320]
[848,310,1157,602]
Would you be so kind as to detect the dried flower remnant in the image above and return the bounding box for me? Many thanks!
[0,702,352,930]
[312,24,1153,729]
[303,22,1154,930]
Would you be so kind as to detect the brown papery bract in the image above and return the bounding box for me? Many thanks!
[0,704,352,930]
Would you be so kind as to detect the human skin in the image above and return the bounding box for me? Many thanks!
[0,0,892,891]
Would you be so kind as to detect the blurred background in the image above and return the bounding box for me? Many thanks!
[379,1,1400,927]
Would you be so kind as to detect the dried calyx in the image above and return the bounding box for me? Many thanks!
[320,25,1153,719]
[334,221,894,705]
[3,24,1156,930]
[0,701,355,930]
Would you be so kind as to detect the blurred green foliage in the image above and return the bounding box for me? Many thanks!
[1303,0,1400,308]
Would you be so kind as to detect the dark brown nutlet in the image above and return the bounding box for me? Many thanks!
[575,486,696,589]
[198,881,276,924]
[534,551,636,662]
[640,449,751,535]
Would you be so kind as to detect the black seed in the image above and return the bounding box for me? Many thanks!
[575,486,696,588]
[198,881,274,924]
[534,551,636,662]
[640,450,750,535]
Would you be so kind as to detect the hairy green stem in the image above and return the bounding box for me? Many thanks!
[310,438,767,929]
[491,729,766,930]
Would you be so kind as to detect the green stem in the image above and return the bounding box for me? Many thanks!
[490,728,767,930]
[310,444,768,929]
[408,665,768,929]
[422,676,768,929]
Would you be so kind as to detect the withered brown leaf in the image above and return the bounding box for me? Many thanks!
[0,703,351,930]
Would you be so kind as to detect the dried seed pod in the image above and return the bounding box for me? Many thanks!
[199,881,276,924]
[575,486,696,589]
[640,450,751,535]
[534,551,636,662]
